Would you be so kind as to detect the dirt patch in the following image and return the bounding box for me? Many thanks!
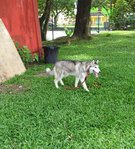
[93,81,102,88]
[35,71,48,77]
[0,84,25,94]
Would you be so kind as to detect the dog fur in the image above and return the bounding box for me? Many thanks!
[45,60,100,91]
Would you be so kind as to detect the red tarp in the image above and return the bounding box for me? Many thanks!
[0,0,42,55]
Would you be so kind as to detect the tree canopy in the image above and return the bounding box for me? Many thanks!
[38,0,135,41]
[92,0,135,30]
[111,0,135,29]
[38,0,76,40]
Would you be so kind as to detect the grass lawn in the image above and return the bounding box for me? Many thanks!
[0,31,135,148]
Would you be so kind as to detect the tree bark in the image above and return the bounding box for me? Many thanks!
[39,13,45,40]
[73,0,92,38]
[39,0,52,41]
[54,14,58,28]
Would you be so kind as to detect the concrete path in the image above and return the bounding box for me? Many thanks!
[46,30,102,41]
[46,31,66,41]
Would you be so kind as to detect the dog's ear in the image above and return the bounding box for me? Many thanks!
[95,60,99,64]
[91,60,95,64]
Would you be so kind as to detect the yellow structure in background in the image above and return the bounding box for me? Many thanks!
[90,12,108,27]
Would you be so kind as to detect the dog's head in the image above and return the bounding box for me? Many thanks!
[89,60,101,78]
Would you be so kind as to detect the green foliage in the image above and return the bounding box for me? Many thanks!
[92,0,135,30]
[1,31,135,148]
[38,0,46,16]
[111,0,129,29]
[52,0,76,16]
[92,0,114,15]
[64,27,73,37]
[15,43,32,64]
[126,0,135,11]
[127,15,135,29]
[15,42,39,64]
[110,0,135,30]
[38,0,76,28]
[33,53,39,62]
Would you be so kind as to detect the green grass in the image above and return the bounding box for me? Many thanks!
[1,31,135,148]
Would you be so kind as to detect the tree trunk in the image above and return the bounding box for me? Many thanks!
[54,14,58,29]
[39,13,45,40]
[73,0,92,38]
[39,0,52,41]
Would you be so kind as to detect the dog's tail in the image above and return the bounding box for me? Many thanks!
[45,68,54,76]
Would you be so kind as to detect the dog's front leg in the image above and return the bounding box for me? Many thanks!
[80,74,89,92]
[75,77,79,87]
[81,81,89,92]
[54,79,59,88]
[60,79,64,86]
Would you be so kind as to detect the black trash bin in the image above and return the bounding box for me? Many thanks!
[43,46,59,64]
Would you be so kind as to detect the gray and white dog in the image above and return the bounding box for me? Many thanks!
[45,60,100,91]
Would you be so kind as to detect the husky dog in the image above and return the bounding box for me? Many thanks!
[45,60,100,91]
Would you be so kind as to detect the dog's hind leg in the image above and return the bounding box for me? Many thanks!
[54,68,65,88]
[54,67,60,88]
[59,71,64,86]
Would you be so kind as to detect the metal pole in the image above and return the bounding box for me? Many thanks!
[97,12,100,33]
[109,0,112,30]
[52,15,54,40]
